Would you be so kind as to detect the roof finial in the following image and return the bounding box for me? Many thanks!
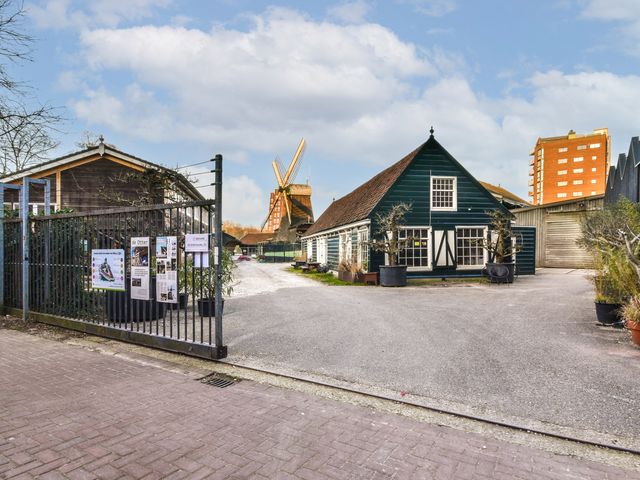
[98,134,104,144]
[429,126,434,137]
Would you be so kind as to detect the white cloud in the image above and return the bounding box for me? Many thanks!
[29,0,171,29]
[327,1,371,24]
[580,0,640,56]
[62,6,640,218]
[196,175,265,225]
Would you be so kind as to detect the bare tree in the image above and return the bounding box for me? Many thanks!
[0,0,62,175]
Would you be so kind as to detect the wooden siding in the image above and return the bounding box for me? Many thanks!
[327,235,339,270]
[545,213,593,268]
[61,159,163,212]
[513,197,602,268]
[370,143,505,275]
[513,227,536,275]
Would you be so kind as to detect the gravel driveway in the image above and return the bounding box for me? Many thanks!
[223,262,640,449]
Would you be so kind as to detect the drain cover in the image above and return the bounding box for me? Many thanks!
[198,373,237,388]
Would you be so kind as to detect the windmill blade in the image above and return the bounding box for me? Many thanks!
[282,138,306,185]
[275,156,286,183]
[282,189,292,224]
[261,190,283,231]
[272,159,285,188]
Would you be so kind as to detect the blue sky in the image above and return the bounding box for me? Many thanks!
[14,0,640,224]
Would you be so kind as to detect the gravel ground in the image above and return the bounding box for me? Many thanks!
[223,261,640,450]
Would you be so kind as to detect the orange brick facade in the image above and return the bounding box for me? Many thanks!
[529,128,610,206]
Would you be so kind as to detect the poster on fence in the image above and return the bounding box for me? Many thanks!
[91,249,125,291]
[130,237,150,300]
[156,236,178,303]
[185,233,209,252]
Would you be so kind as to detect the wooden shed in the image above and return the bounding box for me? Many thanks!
[0,138,203,213]
[513,195,603,268]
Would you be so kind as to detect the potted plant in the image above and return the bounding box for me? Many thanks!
[621,296,640,346]
[580,199,640,327]
[337,259,364,283]
[369,202,413,287]
[189,249,235,317]
[479,209,522,283]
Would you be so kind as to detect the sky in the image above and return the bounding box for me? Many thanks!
[12,0,640,225]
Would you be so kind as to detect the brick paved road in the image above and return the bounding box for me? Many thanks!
[0,330,637,480]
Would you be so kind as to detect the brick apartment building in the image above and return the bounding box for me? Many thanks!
[528,128,610,206]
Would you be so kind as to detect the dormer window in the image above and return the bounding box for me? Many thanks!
[431,176,457,211]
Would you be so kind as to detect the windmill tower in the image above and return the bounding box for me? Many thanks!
[262,138,314,238]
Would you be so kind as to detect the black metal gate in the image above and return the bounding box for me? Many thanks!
[0,158,227,359]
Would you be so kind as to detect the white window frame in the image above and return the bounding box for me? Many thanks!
[557,181,568,186]
[356,227,369,270]
[398,226,432,271]
[558,170,567,175]
[456,226,488,270]
[558,147,568,153]
[589,143,601,149]
[306,239,313,261]
[557,193,567,198]
[338,230,352,264]
[573,180,583,185]
[573,168,583,174]
[430,176,457,212]
[558,158,567,164]
[316,237,327,264]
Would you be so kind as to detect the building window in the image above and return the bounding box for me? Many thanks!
[573,192,583,197]
[558,147,568,153]
[573,157,583,162]
[558,158,567,164]
[339,231,352,263]
[592,156,597,160]
[356,228,369,269]
[573,168,583,173]
[592,167,597,172]
[398,228,431,270]
[577,145,587,150]
[591,191,597,195]
[557,193,567,198]
[456,227,486,269]
[573,180,583,185]
[590,179,597,184]
[557,181,568,186]
[306,239,313,261]
[317,237,327,264]
[590,143,601,149]
[558,170,567,175]
[430,176,457,211]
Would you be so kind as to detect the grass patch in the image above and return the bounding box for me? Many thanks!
[287,267,366,286]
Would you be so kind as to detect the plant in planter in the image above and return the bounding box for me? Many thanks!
[186,248,235,317]
[478,209,522,283]
[337,259,364,283]
[369,202,413,287]
[580,198,640,328]
[621,295,640,346]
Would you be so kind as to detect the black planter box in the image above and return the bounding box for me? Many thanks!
[107,277,165,322]
[169,293,188,310]
[595,302,623,325]
[379,265,407,287]
[197,298,224,317]
[486,262,515,284]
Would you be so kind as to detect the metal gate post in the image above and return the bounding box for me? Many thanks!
[0,183,24,307]
[21,178,51,320]
[213,154,227,358]
[21,179,29,320]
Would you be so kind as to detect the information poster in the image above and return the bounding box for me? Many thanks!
[156,236,178,303]
[130,237,150,300]
[185,233,209,252]
[91,249,125,291]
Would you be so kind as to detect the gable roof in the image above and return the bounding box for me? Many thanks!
[303,145,422,236]
[239,232,273,245]
[479,181,530,207]
[0,140,204,201]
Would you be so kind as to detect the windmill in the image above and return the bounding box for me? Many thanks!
[262,138,313,234]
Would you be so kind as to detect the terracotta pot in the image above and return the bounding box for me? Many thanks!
[625,320,640,346]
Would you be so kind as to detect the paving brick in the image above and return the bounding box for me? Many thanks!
[0,329,637,480]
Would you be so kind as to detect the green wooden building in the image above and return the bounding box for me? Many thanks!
[301,130,535,277]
